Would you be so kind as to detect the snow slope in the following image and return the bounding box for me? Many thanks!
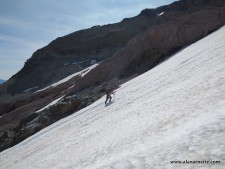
[36,95,64,113]
[1,26,225,169]
[36,63,99,92]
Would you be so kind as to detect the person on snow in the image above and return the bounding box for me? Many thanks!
[105,88,115,104]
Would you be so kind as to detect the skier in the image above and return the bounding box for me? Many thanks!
[105,88,115,104]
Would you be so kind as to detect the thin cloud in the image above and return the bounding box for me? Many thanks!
[0,16,61,37]
[0,33,45,49]
[0,49,32,59]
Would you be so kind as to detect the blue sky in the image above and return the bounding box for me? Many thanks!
[0,0,175,80]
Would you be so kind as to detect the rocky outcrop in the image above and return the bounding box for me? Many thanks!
[3,13,156,95]
[4,0,225,95]
[68,6,225,95]
[0,79,120,152]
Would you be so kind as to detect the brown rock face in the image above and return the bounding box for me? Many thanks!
[2,0,224,95]
[4,14,155,95]
[68,7,225,94]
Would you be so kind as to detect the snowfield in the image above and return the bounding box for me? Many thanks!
[1,26,225,169]
[36,63,99,93]
[36,95,65,113]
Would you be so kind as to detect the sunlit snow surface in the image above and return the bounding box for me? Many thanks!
[36,95,64,113]
[36,63,99,92]
[157,12,164,16]
[1,26,225,169]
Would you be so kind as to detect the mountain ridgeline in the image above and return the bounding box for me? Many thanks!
[4,11,155,95]
[0,80,5,84]
[2,0,225,95]
[0,0,225,152]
